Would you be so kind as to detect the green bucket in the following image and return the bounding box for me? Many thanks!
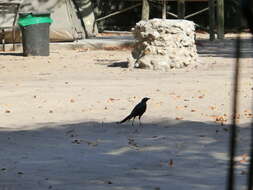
[18,13,52,56]
[18,13,53,27]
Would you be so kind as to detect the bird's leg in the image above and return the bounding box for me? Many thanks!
[132,117,135,127]
[139,116,143,127]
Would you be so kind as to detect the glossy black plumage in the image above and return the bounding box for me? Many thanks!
[118,97,150,126]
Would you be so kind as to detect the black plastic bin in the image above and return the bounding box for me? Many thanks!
[18,13,52,56]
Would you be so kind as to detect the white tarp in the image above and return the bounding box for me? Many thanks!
[0,0,88,42]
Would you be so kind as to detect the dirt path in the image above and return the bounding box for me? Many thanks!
[0,37,252,190]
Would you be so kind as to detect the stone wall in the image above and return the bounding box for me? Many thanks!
[129,19,198,71]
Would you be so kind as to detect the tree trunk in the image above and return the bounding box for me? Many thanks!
[72,0,98,38]
[142,0,149,20]
[177,0,185,19]
[208,0,215,40]
[162,0,166,19]
[217,0,224,39]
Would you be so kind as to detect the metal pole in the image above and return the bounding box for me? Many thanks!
[247,102,253,190]
[242,1,253,189]
[226,30,241,190]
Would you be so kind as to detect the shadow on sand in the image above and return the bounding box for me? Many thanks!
[0,52,23,56]
[197,38,253,58]
[0,118,251,190]
[108,61,128,68]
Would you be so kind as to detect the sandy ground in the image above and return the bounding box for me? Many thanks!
[0,36,253,190]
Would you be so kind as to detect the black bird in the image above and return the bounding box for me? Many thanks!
[118,97,150,126]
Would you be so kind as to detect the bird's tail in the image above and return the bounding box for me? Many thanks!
[118,114,132,124]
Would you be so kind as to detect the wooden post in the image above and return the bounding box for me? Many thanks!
[162,0,166,19]
[208,0,215,40]
[217,0,224,39]
[142,0,150,20]
[177,0,185,19]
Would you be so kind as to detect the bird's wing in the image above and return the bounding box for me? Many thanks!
[130,102,146,116]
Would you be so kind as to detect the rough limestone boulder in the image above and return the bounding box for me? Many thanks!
[128,19,198,71]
